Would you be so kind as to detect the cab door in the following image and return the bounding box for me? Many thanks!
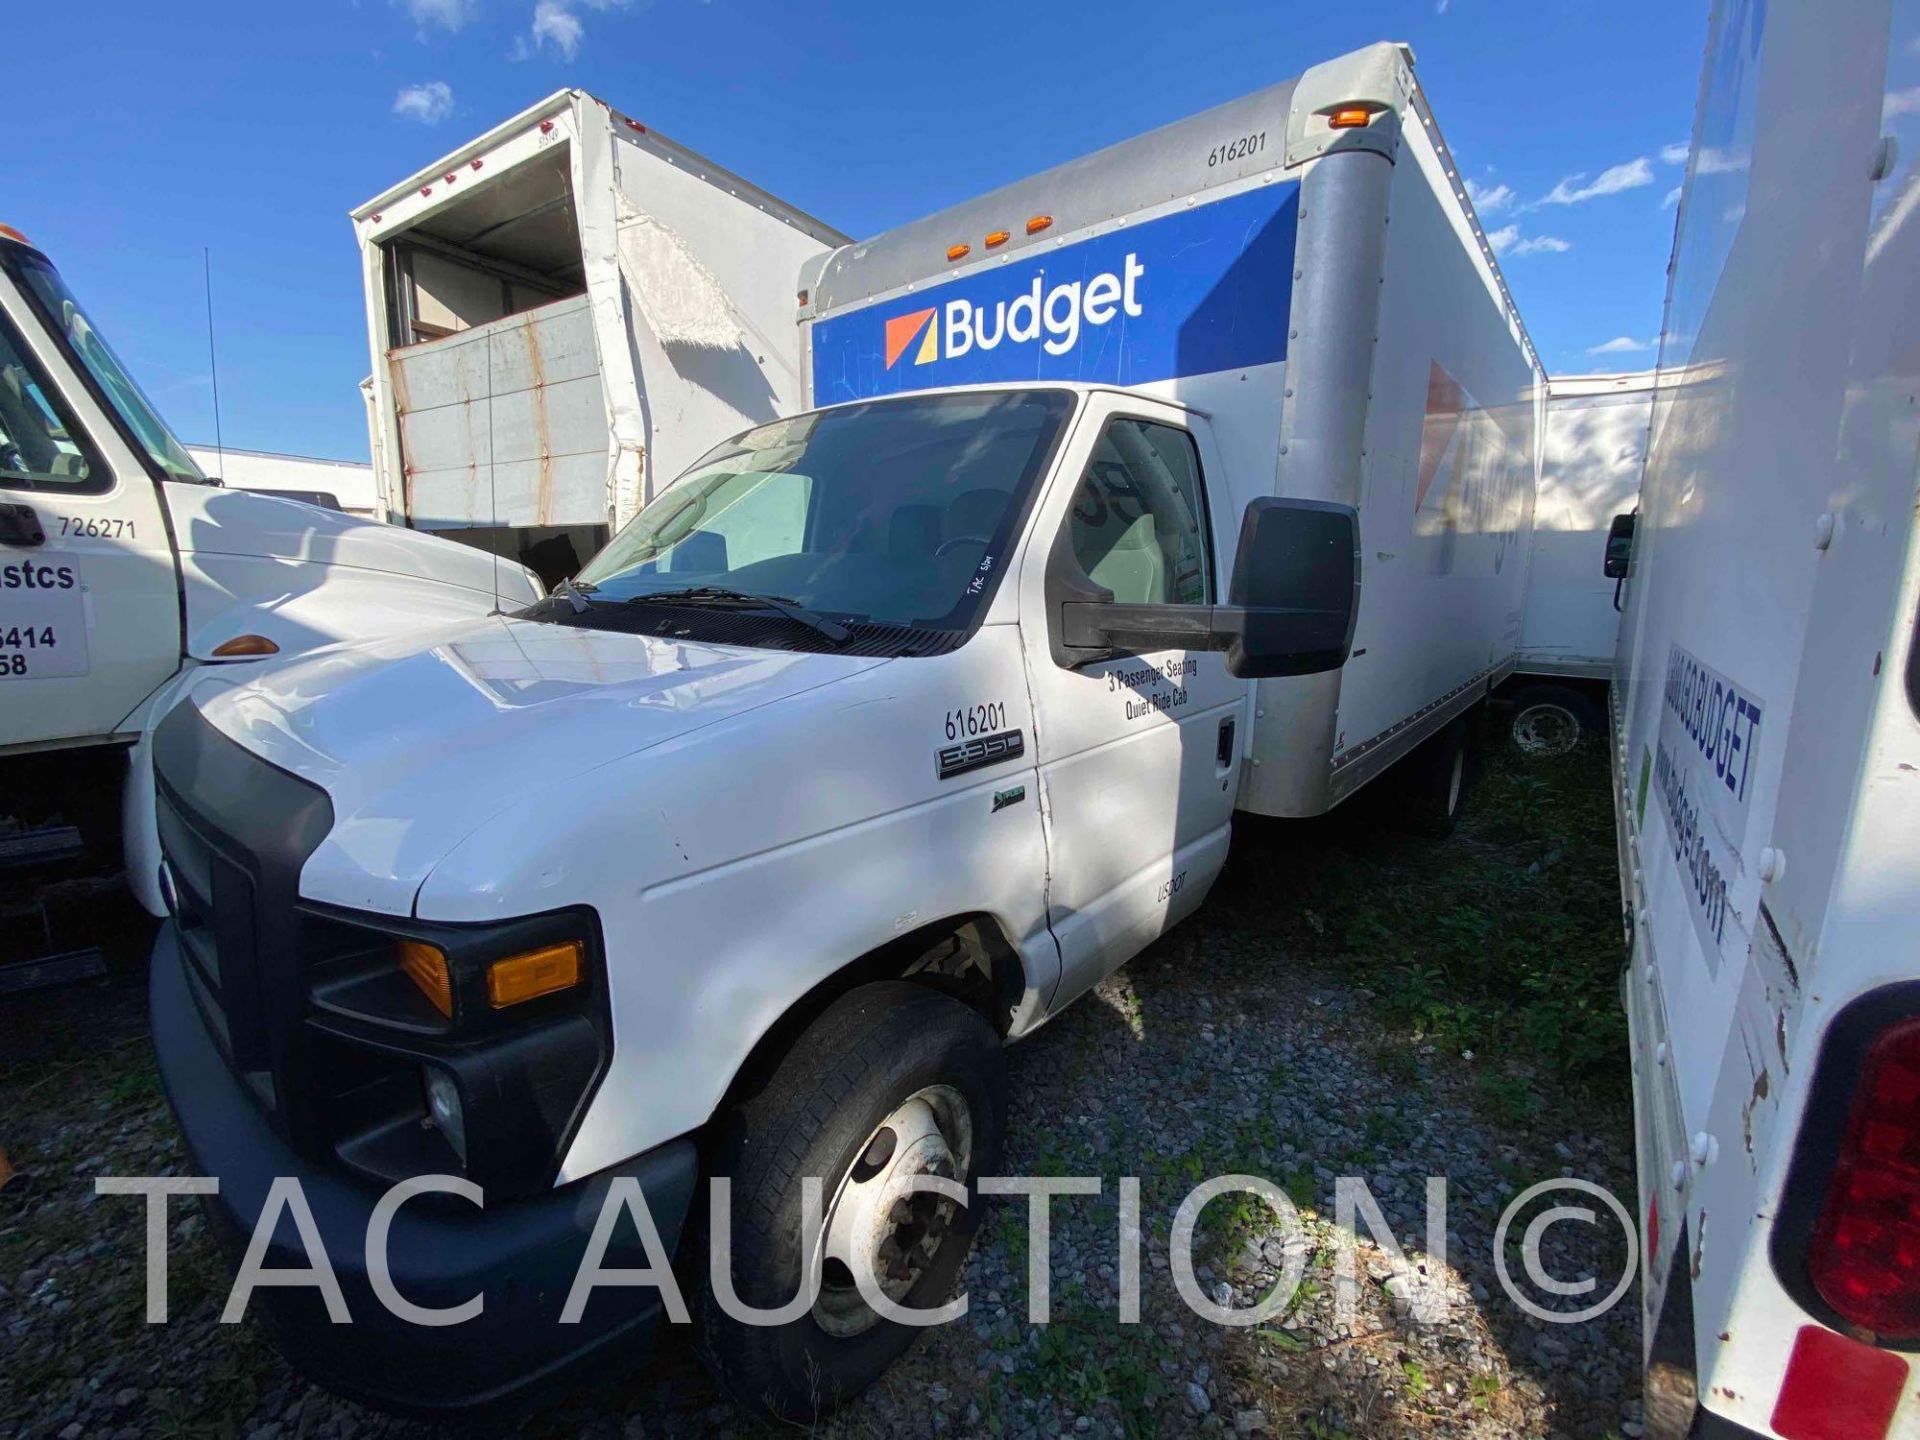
[1016,394,1246,1009]
[0,271,179,750]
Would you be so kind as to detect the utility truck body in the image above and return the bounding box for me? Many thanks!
[352,90,847,583]
[1612,1,1920,1435]
[1498,371,1652,755]
[153,43,1542,1422]
[0,230,538,924]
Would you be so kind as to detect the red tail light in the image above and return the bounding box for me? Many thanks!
[1807,1017,1920,1338]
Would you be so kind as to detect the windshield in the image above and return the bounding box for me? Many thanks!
[573,389,1074,637]
[7,251,207,484]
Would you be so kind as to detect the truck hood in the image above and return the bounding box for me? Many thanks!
[194,617,889,915]
[163,482,541,605]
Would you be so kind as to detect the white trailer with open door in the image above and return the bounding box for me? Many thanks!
[351,91,848,585]
[1612,1,1920,1436]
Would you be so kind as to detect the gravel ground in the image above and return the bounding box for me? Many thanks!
[0,739,1641,1439]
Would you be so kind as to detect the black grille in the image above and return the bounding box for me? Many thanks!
[154,702,335,1143]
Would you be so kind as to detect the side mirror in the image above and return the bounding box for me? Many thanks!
[1051,498,1360,679]
[1603,512,1636,579]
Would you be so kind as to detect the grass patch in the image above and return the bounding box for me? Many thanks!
[1229,735,1626,1111]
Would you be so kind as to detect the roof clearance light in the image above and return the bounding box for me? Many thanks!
[1328,106,1378,129]
[946,243,971,262]
[539,119,555,135]
[984,230,1011,248]
[487,941,583,1008]
[210,634,280,658]
[1025,215,1053,236]
[470,159,483,171]
[398,940,454,1018]
[0,224,31,245]
[624,118,647,133]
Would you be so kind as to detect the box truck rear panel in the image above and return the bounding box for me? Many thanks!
[354,92,845,569]
[1613,0,1920,1429]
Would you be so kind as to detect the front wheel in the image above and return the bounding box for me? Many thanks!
[697,982,1006,1422]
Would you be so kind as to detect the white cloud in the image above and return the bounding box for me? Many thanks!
[1510,233,1572,256]
[393,80,455,123]
[1659,142,1690,165]
[1662,186,1682,209]
[1466,178,1514,215]
[397,0,475,32]
[1695,146,1749,175]
[1485,224,1569,258]
[527,0,625,59]
[1436,0,1450,12]
[1538,157,1655,206]
[1886,87,1920,119]
[1589,336,1653,355]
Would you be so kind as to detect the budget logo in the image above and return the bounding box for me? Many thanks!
[884,307,939,369]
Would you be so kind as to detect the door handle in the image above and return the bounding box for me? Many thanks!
[1217,716,1237,770]
[0,502,45,547]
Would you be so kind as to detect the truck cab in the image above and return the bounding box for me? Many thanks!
[0,227,541,911]
[148,380,1354,1419]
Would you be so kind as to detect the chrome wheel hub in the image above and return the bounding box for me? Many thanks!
[1513,703,1580,757]
[813,1084,972,1337]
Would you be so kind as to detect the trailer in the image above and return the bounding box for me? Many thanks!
[154,41,1541,1422]
[1496,370,1652,754]
[351,91,848,585]
[1611,1,1920,1436]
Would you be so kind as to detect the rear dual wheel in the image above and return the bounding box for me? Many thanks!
[697,982,1005,1423]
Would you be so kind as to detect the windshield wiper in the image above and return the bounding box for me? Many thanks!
[554,576,597,614]
[625,585,851,645]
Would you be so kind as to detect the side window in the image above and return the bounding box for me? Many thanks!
[1067,419,1211,605]
[0,317,99,491]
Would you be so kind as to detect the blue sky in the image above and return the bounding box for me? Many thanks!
[10,0,1706,461]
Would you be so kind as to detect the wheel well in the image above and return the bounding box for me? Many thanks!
[708,912,1025,1125]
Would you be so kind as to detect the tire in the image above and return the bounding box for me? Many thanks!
[1400,714,1472,838]
[1508,684,1601,757]
[696,981,1006,1423]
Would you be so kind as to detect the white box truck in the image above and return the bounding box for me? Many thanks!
[1496,370,1653,755]
[1610,1,1920,1436]
[350,90,848,585]
[0,227,539,950]
[150,42,1540,1421]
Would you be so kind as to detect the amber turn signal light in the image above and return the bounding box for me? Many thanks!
[210,634,280,658]
[398,940,453,1018]
[1328,106,1377,130]
[488,941,583,1008]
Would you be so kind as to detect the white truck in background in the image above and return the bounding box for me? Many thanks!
[183,444,380,518]
[0,226,539,950]
[1497,370,1652,755]
[350,90,848,586]
[152,41,1540,1422]
[1612,1,1920,1436]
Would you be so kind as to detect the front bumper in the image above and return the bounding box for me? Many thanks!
[151,923,699,1415]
